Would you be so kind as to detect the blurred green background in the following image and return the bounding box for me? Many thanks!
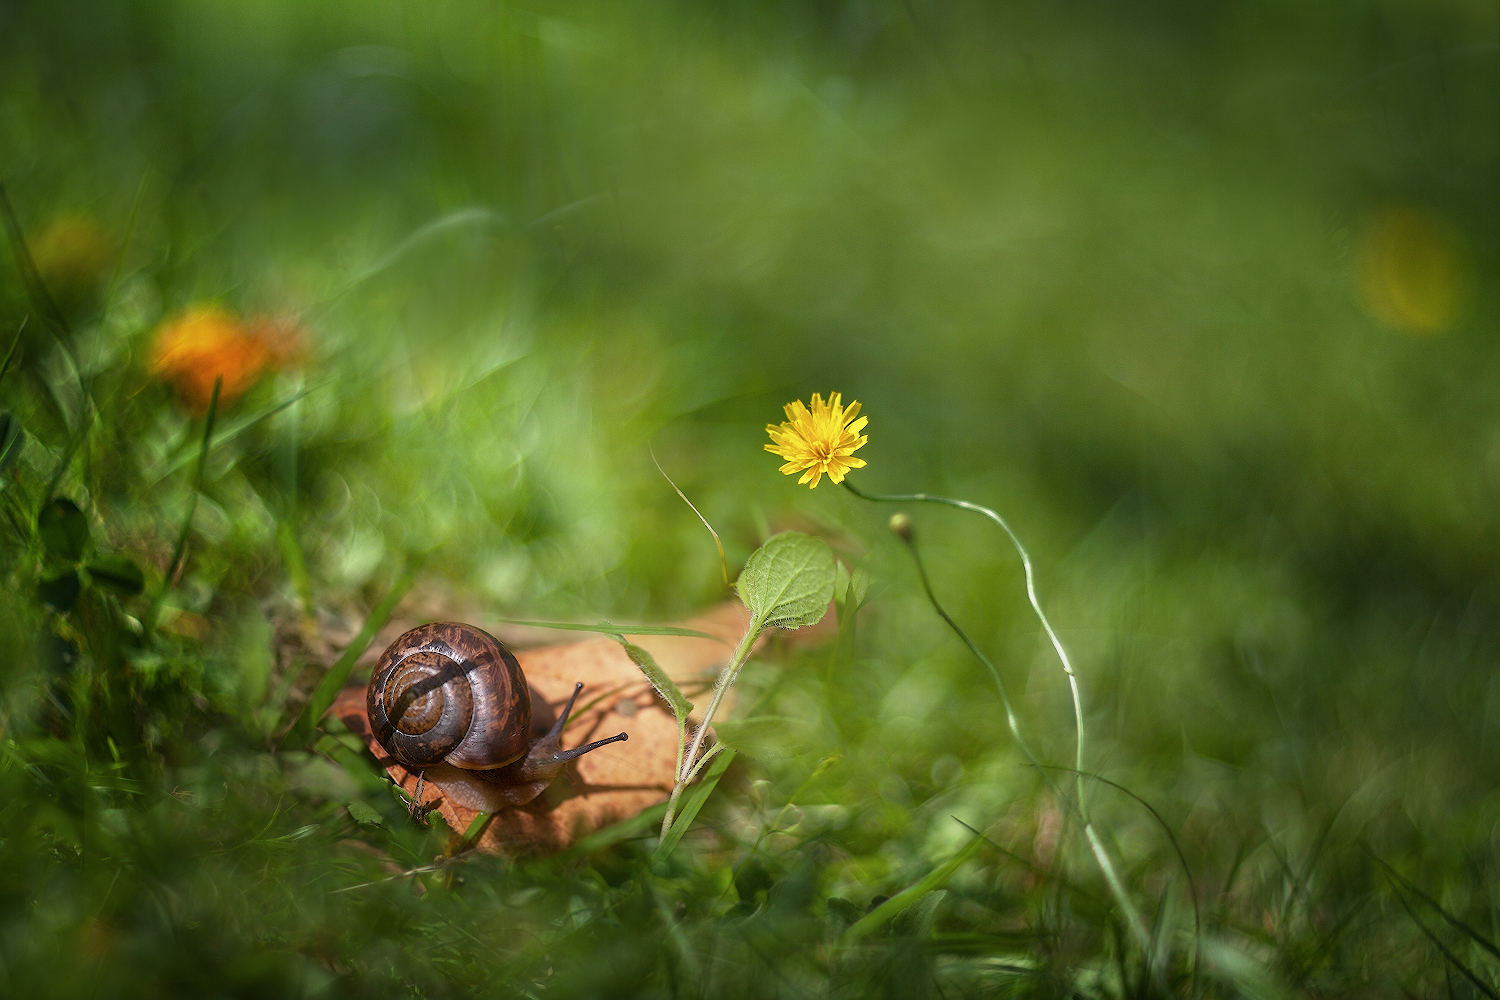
[1,1,1496,996]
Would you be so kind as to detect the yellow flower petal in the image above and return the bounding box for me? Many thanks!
[764,392,870,489]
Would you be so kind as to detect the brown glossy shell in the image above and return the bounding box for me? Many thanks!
[367,622,531,770]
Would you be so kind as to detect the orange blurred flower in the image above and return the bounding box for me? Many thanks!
[150,306,303,414]
[244,314,306,368]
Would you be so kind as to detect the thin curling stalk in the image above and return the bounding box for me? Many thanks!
[842,479,1154,959]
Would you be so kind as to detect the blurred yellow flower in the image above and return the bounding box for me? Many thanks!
[29,214,112,295]
[765,391,868,488]
[1356,206,1469,334]
[150,306,301,414]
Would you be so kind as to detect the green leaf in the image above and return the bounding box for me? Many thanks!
[834,564,871,663]
[38,570,81,612]
[713,716,819,761]
[85,556,145,597]
[38,497,89,562]
[489,617,723,642]
[836,564,870,618]
[653,748,737,862]
[347,801,384,827]
[0,412,22,475]
[826,897,863,926]
[609,632,692,723]
[735,531,836,630]
[843,832,988,942]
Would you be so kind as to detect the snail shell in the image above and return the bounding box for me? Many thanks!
[367,622,531,770]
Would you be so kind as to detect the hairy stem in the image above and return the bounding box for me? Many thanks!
[661,619,760,839]
[672,716,687,797]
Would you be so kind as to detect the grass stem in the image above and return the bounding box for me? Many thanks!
[145,376,221,634]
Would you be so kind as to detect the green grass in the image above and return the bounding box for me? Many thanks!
[1,1,1497,996]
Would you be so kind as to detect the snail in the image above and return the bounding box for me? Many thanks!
[367,622,627,808]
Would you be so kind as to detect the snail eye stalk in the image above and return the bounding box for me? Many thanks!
[556,731,628,762]
[540,682,628,761]
[546,682,585,741]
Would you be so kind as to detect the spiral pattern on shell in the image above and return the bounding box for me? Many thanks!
[367,622,531,770]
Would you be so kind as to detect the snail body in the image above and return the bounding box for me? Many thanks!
[367,622,626,808]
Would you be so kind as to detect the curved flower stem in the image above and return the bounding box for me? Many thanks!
[842,481,1082,775]
[901,533,1063,801]
[841,479,1151,954]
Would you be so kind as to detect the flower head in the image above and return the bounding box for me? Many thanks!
[1356,205,1469,334]
[764,391,868,488]
[150,305,300,414]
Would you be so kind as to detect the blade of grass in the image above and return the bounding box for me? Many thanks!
[489,617,723,641]
[652,747,736,863]
[281,558,420,749]
[649,441,727,585]
[456,811,494,853]
[1045,765,1202,989]
[97,175,147,339]
[843,830,988,943]
[1367,848,1500,962]
[145,376,221,633]
[0,185,96,465]
[80,174,148,494]
[951,817,1105,904]
[277,521,314,617]
[0,185,91,446]
[0,316,24,385]
[306,206,508,321]
[0,182,70,337]
[152,380,329,483]
[566,803,669,857]
[1385,875,1498,998]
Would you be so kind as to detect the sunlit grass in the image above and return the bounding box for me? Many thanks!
[1,1,1497,996]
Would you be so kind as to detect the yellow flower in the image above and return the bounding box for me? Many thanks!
[764,392,868,488]
[1356,205,1469,334]
[29,214,113,295]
